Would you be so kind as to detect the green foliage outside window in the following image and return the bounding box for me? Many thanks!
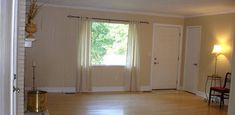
[91,22,129,65]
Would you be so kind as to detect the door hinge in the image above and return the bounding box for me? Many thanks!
[13,86,20,93]
[177,56,179,61]
[14,74,17,80]
[179,33,181,37]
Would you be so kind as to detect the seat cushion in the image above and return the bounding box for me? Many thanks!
[210,87,230,93]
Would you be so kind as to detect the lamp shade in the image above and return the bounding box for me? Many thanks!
[212,44,222,54]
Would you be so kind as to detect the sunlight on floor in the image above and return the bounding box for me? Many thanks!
[88,109,124,115]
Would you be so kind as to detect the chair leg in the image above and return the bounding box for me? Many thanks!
[209,89,212,105]
[220,93,224,108]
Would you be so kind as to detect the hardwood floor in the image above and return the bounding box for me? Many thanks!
[47,90,227,115]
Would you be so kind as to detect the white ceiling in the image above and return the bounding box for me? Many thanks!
[39,0,235,17]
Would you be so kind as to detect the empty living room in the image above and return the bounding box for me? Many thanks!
[1,0,235,115]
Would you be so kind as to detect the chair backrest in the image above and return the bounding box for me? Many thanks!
[223,72,231,88]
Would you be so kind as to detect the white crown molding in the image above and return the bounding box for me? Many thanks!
[37,2,235,19]
[185,10,235,18]
[41,3,185,18]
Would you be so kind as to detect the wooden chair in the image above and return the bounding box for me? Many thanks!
[208,72,231,108]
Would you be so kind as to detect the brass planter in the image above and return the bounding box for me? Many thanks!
[27,90,47,112]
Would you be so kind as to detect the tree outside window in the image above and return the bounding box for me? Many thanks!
[91,22,129,65]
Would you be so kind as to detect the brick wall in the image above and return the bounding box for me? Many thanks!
[17,0,26,115]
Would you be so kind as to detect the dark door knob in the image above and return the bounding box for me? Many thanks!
[193,63,198,66]
[154,62,159,64]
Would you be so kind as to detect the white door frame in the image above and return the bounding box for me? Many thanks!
[11,0,18,114]
[0,0,18,115]
[183,26,202,93]
[150,23,183,90]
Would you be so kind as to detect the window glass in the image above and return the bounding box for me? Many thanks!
[91,22,129,65]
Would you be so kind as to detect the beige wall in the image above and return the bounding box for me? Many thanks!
[25,6,184,90]
[25,5,235,93]
[23,4,235,114]
[184,13,235,92]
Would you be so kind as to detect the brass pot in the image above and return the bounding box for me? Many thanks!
[27,90,47,112]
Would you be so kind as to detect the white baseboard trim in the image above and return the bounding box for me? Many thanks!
[92,86,125,92]
[224,99,229,105]
[177,86,183,90]
[196,91,207,98]
[25,87,76,93]
[196,91,229,105]
[25,86,152,93]
[140,85,151,91]
[92,85,152,92]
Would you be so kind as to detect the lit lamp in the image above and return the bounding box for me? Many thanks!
[211,44,222,76]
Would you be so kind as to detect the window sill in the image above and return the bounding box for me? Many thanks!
[91,65,126,68]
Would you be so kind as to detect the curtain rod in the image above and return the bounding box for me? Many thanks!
[67,15,149,24]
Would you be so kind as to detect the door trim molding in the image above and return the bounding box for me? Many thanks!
[150,23,183,90]
[183,26,202,93]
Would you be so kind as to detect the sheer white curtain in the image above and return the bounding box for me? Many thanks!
[125,21,141,91]
[76,17,92,92]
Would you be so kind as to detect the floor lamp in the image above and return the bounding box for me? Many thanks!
[204,44,222,101]
[211,44,222,76]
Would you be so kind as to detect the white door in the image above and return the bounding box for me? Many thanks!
[151,24,182,89]
[184,26,201,94]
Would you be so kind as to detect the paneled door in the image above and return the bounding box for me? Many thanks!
[184,26,201,94]
[151,24,182,89]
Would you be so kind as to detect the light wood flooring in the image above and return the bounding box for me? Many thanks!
[47,90,227,115]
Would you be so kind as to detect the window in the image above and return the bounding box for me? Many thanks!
[91,22,129,65]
